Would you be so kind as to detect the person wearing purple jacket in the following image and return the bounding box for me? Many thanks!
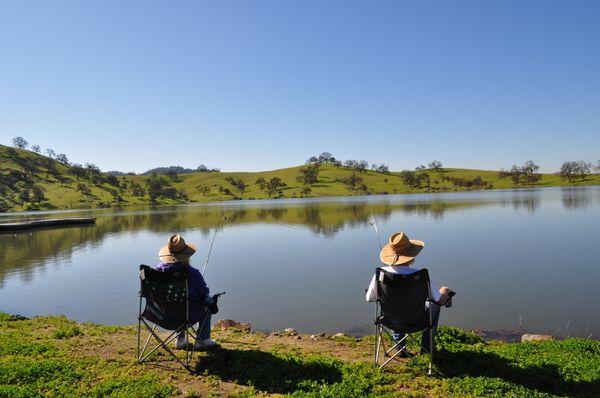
[156,234,217,350]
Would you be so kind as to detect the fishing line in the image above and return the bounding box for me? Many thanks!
[369,208,382,250]
[202,215,227,275]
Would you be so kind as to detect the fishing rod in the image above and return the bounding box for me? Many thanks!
[202,215,227,275]
[369,208,383,250]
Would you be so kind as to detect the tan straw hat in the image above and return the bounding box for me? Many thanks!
[379,232,425,266]
[158,234,198,263]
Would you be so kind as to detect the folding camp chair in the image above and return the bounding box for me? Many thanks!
[136,264,210,371]
[373,267,436,375]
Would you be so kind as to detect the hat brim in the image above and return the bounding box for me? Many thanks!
[379,239,424,265]
[158,242,197,263]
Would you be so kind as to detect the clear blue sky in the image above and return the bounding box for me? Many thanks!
[1,0,598,173]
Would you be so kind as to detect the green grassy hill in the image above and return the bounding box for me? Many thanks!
[1,144,599,212]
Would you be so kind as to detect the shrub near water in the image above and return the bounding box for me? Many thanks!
[432,328,600,397]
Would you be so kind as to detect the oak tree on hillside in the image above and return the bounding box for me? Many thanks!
[56,153,69,165]
[254,177,266,190]
[296,163,320,186]
[12,136,28,149]
[265,177,286,197]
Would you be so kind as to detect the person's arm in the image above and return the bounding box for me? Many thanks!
[365,274,377,302]
[189,268,210,300]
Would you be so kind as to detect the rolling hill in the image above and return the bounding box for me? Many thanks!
[1,144,598,213]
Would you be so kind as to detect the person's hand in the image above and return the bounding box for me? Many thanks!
[438,286,452,305]
[208,294,219,314]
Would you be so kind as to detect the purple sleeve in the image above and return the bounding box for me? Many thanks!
[188,267,210,298]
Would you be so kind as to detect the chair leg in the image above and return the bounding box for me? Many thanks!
[137,318,141,361]
[428,328,434,376]
[138,323,156,362]
[374,325,381,366]
[140,322,190,370]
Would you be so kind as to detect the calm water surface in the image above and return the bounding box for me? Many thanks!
[1,187,599,337]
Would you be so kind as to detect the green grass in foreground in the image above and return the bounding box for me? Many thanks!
[0,312,599,397]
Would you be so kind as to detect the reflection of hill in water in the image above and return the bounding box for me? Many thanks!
[0,200,493,285]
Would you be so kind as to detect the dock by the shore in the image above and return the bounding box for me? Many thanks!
[0,217,96,231]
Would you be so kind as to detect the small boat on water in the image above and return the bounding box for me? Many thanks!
[0,217,97,231]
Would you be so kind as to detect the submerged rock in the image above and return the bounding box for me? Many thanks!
[521,334,554,342]
[283,328,298,336]
[214,319,251,333]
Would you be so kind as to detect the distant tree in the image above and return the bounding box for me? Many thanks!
[12,136,28,149]
[498,168,510,179]
[318,152,334,163]
[106,175,120,188]
[197,164,209,172]
[55,153,69,165]
[84,163,103,185]
[332,159,342,168]
[234,179,247,194]
[306,156,320,164]
[77,183,91,195]
[574,160,592,180]
[595,161,600,173]
[509,165,522,185]
[129,181,146,197]
[265,177,286,197]
[376,164,389,174]
[197,184,211,196]
[419,172,431,190]
[299,186,312,197]
[45,149,55,159]
[31,145,41,154]
[341,173,363,192]
[165,169,178,181]
[521,160,541,185]
[19,189,31,203]
[415,165,426,171]
[225,176,247,194]
[558,162,577,182]
[399,170,419,188]
[177,188,188,200]
[296,163,320,186]
[344,159,357,169]
[255,177,267,190]
[428,160,443,171]
[6,148,18,159]
[356,160,369,172]
[70,164,87,180]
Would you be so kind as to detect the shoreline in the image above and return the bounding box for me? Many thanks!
[1,311,598,397]
[1,183,599,216]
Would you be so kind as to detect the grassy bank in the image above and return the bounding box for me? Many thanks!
[2,144,600,212]
[1,312,598,397]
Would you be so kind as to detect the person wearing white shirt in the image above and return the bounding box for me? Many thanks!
[366,232,453,354]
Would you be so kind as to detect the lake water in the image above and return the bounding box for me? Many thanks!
[1,186,599,337]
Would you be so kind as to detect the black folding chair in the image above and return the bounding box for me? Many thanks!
[136,264,210,371]
[373,267,436,374]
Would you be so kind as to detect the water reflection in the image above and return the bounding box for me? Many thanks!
[561,187,595,210]
[0,198,494,286]
[496,190,541,214]
[2,187,600,335]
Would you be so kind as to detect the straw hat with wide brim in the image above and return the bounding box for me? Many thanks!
[158,234,197,263]
[379,232,425,266]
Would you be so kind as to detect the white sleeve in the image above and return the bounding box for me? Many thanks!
[429,279,442,303]
[365,274,377,302]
